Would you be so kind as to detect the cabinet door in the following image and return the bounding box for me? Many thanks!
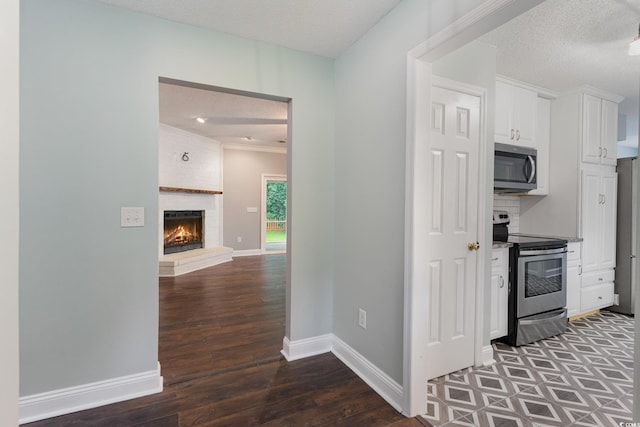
[581,165,601,272]
[490,271,501,339]
[599,169,617,269]
[490,248,508,340]
[566,263,581,318]
[529,97,549,195]
[512,86,537,146]
[495,81,513,144]
[582,94,602,164]
[600,100,618,166]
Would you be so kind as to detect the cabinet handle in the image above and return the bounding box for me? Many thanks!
[602,194,606,204]
[578,265,582,275]
[598,277,603,281]
[599,147,602,157]
[510,129,515,140]
[500,276,505,288]
[516,130,521,140]
[603,147,608,158]
[492,257,499,261]
[598,296,603,300]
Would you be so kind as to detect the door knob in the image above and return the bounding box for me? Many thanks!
[468,241,480,251]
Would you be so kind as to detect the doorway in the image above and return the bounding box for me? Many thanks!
[157,77,291,378]
[262,174,287,254]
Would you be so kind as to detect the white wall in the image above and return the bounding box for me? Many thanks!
[618,98,639,158]
[222,148,287,251]
[20,0,334,404]
[0,0,20,423]
[333,1,495,384]
[158,124,222,256]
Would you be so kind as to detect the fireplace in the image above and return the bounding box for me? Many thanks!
[163,210,204,254]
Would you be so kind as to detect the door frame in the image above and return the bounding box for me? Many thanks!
[402,0,547,417]
[261,174,288,254]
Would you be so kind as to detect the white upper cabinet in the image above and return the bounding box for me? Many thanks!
[495,80,537,147]
[601,99,618,166]
[528,97,550,196]
[581,94,618,165]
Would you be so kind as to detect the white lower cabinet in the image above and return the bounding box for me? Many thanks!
[580,269,615,312]
[490,247,509,340]
[566,242,581,318]
[581,282,615,312]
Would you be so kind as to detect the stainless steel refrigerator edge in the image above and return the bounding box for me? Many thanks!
[612,157,637,315]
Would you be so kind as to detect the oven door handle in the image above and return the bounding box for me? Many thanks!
[519,247,567,256]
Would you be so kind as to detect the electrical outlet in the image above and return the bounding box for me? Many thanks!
[358,308,367,329]
[237,236,242,243]
[121,207,144,227]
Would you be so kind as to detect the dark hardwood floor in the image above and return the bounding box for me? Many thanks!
[25,255,424,426]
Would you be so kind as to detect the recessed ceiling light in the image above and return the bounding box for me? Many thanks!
[196,117,206,124]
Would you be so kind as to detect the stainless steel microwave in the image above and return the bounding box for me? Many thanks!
[494,143,537,194]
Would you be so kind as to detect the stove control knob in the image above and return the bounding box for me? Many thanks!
[467,241,480,251]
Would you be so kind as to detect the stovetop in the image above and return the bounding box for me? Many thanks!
[501,233,568,249]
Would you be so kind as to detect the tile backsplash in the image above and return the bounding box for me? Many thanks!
[493,195,520,234]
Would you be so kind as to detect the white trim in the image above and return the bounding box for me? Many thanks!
[281,335,332,361]
[481,345,496,367]
[561,85,624,104]
[232,249,262,257]
[404,0,544,417]
[223,142,287,154]
[496,75,558,100]
[19,363,163,424]
[410,0,515,62]
[332,335,403,413]
[281,334,403,412]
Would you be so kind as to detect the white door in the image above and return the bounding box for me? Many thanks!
[425,85,481,380]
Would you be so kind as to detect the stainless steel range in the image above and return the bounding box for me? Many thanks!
[493,211,568,346]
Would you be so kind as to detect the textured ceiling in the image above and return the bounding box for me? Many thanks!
[479,0,640,119]
[96,0,401,58]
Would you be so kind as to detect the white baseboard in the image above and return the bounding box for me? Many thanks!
[19,362,163,424]
[481,344,496,366]
[331,335,403,412]
[281,335,332,361]
[232,249,262,257]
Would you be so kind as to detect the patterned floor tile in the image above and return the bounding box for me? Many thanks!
[423,312,634,426]
[585,404,634,426]
[457,406,533,427]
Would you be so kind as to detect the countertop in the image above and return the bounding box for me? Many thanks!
[492,242,513,249]
[510,233,583,243]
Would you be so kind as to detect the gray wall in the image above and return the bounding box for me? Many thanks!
[333,0,493,384]
[20,0,334,396]
[432,40,497,345]
[223,149,287,250]
[0,0,19,423]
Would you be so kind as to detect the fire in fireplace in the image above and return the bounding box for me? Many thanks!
[164,210,203,254]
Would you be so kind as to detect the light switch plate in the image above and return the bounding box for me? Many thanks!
[246,207,258,213]
[121,207,145,227]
